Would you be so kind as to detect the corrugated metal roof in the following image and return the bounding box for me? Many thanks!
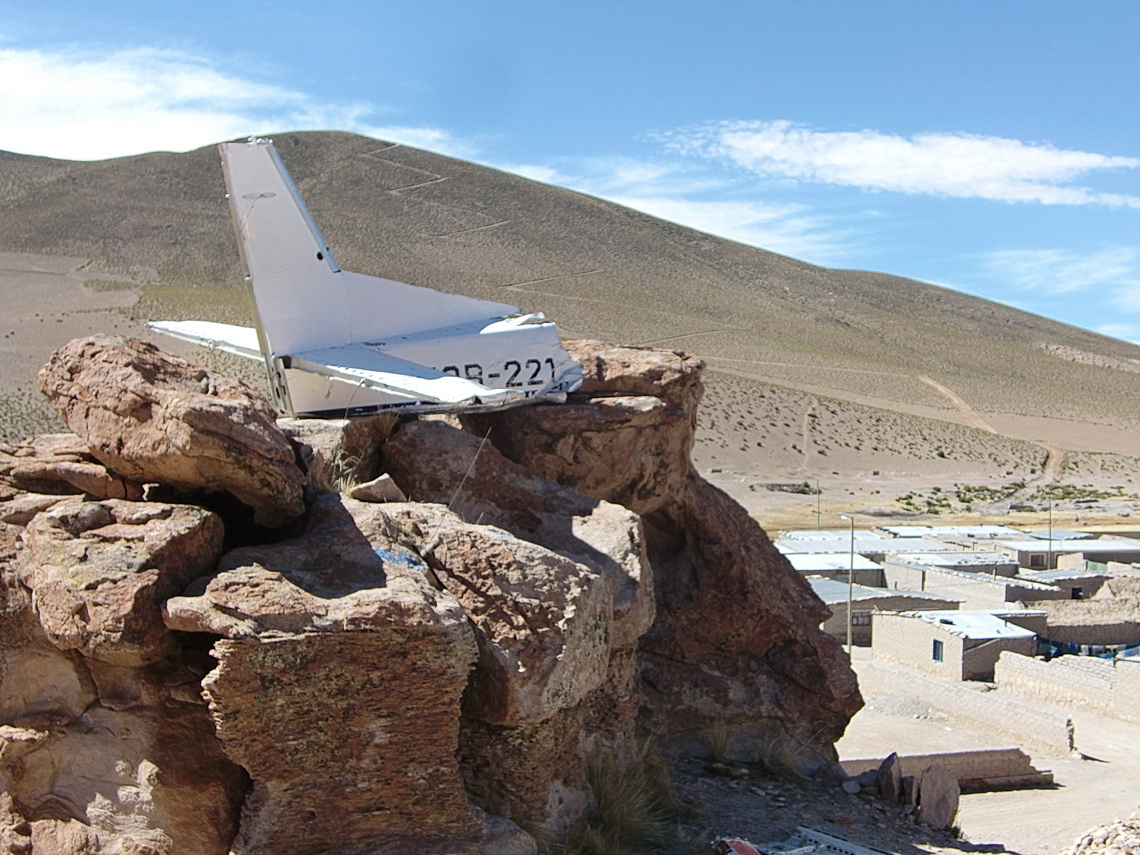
[807,577,951,605]
[901,610,1037,640]
[786,553,882,572]
[890,551,1013,566]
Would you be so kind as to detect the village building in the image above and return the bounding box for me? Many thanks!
[883,557,1073,610]
[1030,596,1140,653]
[785,552,885,586]
[775,529,960,564]
[1016,568,1109,600]
[885,551,1019,579]
[872,610,1038,681]
[806,577,956,644]
[992,536,1140,571]
[875,524,1022,541]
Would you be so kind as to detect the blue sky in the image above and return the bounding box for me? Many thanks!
[3,1,1139,343]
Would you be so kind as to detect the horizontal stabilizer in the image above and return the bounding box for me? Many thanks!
[289,344,521,407]
[146,321,262,360]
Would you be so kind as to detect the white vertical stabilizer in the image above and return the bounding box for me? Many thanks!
[150,137,582,416]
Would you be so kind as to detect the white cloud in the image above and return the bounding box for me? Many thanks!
[1095,322,1140,345]
[605,195,852,261]
[669,120,1140,207]
[0,46,468,160]
[494,162,571,185]
[978,246,1140,334]
[494,155,856,263]
[980,246,1140,294]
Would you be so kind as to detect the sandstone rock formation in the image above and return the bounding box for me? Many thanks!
[1,433,143,503]
[464,342,862,771]
[165,494,482,855]
[0,335,863,853]
[38,335,304,526]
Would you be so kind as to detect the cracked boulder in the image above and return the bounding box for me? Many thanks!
[165,494,483,855]
[38,335,304,527]
[0,498,246,855]
[16,497,223,665]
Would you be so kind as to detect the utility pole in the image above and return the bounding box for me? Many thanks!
[841,514,855,657]
[1048,501,1054,569]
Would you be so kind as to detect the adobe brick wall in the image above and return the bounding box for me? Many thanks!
[1113,659,1140,721]
[821,594,951,644]
[873,613,964,679]
[963,635,1035,681]
[997,651,1140,724]
[860,658,1074,754]
[841,747,1052,790]
[994,651,1115,715]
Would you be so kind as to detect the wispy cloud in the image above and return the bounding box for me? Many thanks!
[497,155,857,263]
[978,246,1140,335]
[1095,323,1140,345]
[980,246,1140,294]
[0,46,471,160]
[668,120,1140,207]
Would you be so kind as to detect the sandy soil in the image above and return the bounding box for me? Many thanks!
[0,252,143,392]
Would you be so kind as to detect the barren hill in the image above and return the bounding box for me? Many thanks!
[3,130,1139,517]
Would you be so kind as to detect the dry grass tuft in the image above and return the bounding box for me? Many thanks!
[561,742,685,855]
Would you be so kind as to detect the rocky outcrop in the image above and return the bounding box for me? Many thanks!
[0,335,863,852]
[462,342,862,772]
[17,497,223,665]
[383,419,654,650]
[383,422,656,839]
[383,502,612,726]
[38,335,304,527]
[165,495,482,855]
[0,497,246,855]
[1,433,143,503]
[278,413,397,494]
[914,764,960,830]
[1066,816,1140,855]
[464,340,704,516]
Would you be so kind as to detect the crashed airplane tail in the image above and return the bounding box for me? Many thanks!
[149,137,582,417]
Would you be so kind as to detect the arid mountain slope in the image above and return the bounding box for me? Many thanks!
[2,131,1138,494]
